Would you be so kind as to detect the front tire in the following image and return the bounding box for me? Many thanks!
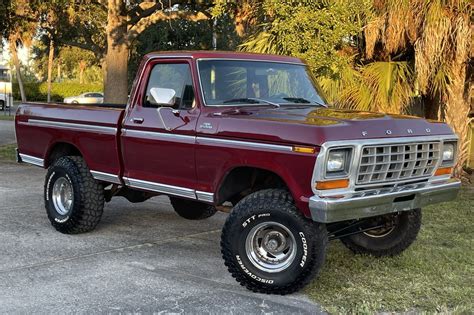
[45,156,104,234]
[340,209,422,257]
[170,197,217,220]
[221,189,327,294]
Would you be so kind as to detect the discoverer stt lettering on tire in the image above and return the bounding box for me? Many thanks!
[221,189,327,294]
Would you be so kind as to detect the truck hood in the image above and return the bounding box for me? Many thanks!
[200,106,454,146]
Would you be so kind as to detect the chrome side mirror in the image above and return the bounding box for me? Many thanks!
[150,87,176,106]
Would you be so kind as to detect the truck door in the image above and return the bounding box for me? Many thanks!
[121,59,199,199]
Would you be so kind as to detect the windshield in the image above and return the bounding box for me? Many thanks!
[198,60,326,106]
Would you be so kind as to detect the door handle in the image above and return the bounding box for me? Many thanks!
[131,117,144,124]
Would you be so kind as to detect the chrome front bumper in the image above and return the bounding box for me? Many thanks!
[309,179,461,223]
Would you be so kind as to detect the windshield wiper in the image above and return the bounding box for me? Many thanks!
[282,97,327,107]
[222,98,280,108]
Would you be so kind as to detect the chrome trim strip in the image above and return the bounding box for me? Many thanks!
[196,58,305,66]
[309,179,460,223]
[90,170,121,184]
[311,135,459,196]
[122,129,196,144]
[123,177,197,199]
[196,191,214,203]
[19,153,44,167]
[26,119,117,135]
[197,136,293,153]
[122,129,291,153]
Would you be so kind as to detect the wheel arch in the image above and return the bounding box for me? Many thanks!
[215,166,290,205]
[45,141,83,168]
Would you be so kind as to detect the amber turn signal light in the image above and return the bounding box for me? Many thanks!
[292,146,316,154]
[315,178,349,190]
[434,167,452,176]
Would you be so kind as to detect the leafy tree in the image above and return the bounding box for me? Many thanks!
[32,43,102,84]
[129,13,239,85]
[6,0,40,102]
[101,0,212,103]
[34,1,214,103]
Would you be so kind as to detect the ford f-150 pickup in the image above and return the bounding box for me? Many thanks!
[15,51,460,295]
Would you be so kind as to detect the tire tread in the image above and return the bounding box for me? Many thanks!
[221,189,327,295]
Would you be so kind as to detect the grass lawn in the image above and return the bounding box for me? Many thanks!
[306,187,473,313]
[0,114,14,121]
[0,143,16,162]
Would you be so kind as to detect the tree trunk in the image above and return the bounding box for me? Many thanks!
[47,37,54,103]
[422,94,441,120]
[10,39,26,102]
[57,59,61,82]
[444,72,471,179]
[104,0,129,104]
[101,57,107,88]
[79,60,86,84]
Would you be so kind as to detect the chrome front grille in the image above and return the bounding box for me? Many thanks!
[356,142,441,185]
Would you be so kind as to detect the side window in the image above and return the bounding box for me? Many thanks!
[143,63,195,109]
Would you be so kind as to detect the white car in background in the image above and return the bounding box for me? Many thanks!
[63,92,104,104]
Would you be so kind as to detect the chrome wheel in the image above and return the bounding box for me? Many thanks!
[52,177,74,215]
[363,226,395,238]
[245,222,297,273]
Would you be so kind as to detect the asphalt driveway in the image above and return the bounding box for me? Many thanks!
[0,162,323,313]
[0,119,15,146]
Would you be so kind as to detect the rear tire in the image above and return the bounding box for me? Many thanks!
[221,189,327,294]
[340,209,421,257]
[44,156,104,234]
[170,197,217,220]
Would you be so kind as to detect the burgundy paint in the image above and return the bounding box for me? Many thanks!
[15,51,455,217]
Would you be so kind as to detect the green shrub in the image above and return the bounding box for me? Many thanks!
[12,82,103,102]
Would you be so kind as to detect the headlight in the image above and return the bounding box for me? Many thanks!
[442,143,454,161]
[327,151,345,172]
[326,148,351,176]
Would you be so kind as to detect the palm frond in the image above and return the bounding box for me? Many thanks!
[238,30,286,55]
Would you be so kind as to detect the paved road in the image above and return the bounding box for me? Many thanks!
[0,119,15,146]
[0,162,323,313]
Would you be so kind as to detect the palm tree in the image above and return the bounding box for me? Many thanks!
[239,0,472,178]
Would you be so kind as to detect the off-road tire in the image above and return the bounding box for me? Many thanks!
[44,156,104,234]
[170,197,217,220]
[340,209,422,257]
[221,189,327,295]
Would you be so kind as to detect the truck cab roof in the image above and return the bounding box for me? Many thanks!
[143,50,305,64]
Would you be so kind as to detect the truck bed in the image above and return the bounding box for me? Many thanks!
[15,102,125,179]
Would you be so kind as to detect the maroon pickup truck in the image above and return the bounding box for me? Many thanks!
[15,51,460,294]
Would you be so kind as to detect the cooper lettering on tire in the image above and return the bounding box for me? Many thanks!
[44,156,104,234]
[221,189,327,294]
